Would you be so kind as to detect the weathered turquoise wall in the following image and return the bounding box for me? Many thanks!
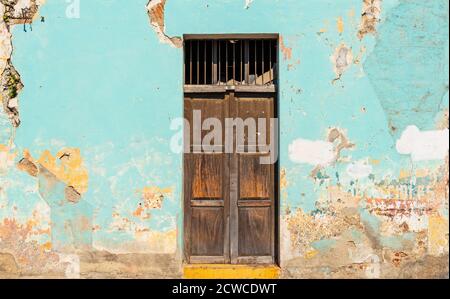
[0,0,448,278]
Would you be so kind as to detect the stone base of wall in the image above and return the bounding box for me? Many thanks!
[282,254,449,279]
[0,250,182,279]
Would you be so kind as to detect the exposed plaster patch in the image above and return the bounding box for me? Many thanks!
[0,3,12,76]
[280,168,288,202]
[289,127,355,177]
[284,155,448,278]
[146,0,182,48]
[336,16,344,34]
[357,0,382,40]
[279,36,292,61]
[132,186,172,219]
[22,161,94,253]
[16,149,37,176]
[142,186,170,207]
[17,148,89,204]
[0,143,15,175]
[0,0,44,129]
[101,217,177,254]
[436,109,449,130]
[58,253,80,278]
[0,252,18,277]
[346,159,373,179]
[1,63,22,127]
[280,168,287,190]
[366,198,431,218]
[4,0,45,25]
[286,208,352,256]
[37,148,88,195]
[428,215,449,256]
[285,187,368,265]
[288,139,334,166]
[64,186,81,203]
[327,127,355,161]
[0,218,64,276]
[353,46,366,65]
[363,254,380,278]
[244,0,254,9]
[331,44,353,82]
[396,125,449,161]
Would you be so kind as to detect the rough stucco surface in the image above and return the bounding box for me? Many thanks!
[0,0,448,278]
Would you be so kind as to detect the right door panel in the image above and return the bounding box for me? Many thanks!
[231,92,276,264]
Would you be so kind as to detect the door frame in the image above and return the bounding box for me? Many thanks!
[181,34,280,265]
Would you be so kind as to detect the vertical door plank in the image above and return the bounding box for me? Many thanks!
[228,91,239,264]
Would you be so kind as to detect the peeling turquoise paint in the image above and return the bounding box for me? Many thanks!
[311,238,336,252]
[365,0,449,136]
[1,0,448,277]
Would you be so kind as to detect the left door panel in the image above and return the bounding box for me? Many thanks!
[184,93,230,263]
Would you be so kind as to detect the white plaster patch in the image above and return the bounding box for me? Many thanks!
[288,139,334,166]
[0,146,15,175]
[58,254,80,279]
[244,0,254,9]
[364,254,380,278]
[396,125,449,161]
[346,159,372,179]
[331,44,353,79]
[390,213,428,233]
[14,0,34,10]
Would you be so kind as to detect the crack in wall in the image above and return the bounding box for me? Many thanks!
[0,0,43,132]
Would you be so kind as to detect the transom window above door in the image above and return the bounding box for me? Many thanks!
[183,35,278,87]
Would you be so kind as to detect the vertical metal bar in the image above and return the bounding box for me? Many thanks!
[262,40,265,85]
[204,40,207,84]
[240,41,243,85]
[189,40,192,84]
[218,41,221,85]
[254,40,257,85]
[269,40,272,84]
[225,41,228,85]
[246,41,249,84]
[233,42,236,85]
[274,40,278,82]
[211,41,214,84]
[213,41,218,84]
[196,40,199,84]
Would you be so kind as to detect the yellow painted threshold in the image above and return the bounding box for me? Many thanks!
[183,264,280,279]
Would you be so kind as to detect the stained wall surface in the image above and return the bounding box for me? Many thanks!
[0,0,448,278]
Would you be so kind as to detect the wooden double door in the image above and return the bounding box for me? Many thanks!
[184,90,277,264]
